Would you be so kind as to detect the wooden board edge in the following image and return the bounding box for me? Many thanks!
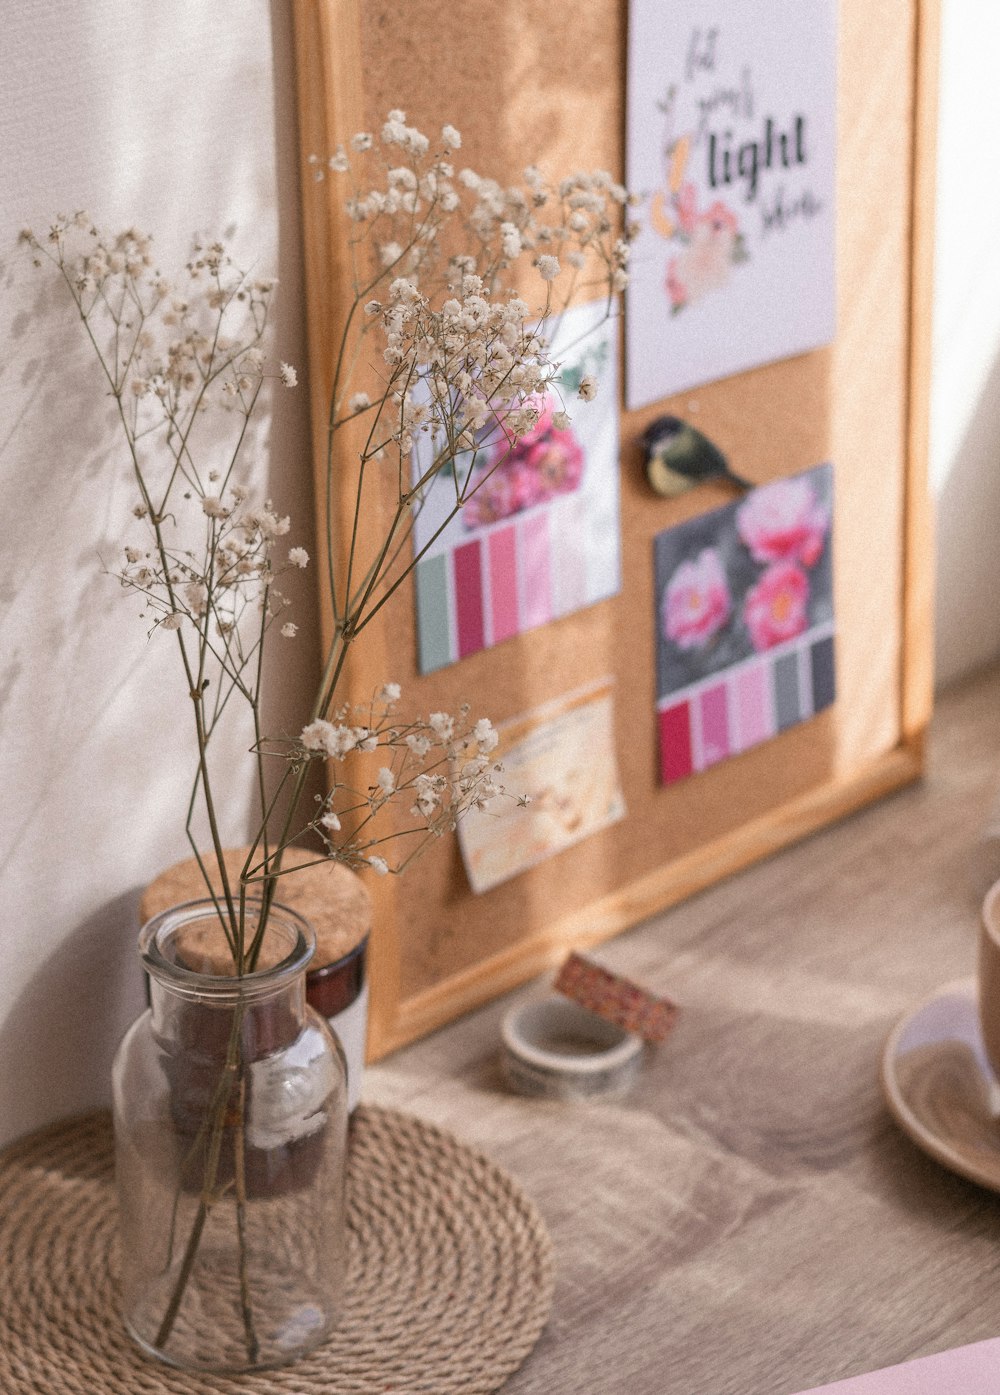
[291,0,405,1050]
[291,1,937,1063]
[367,739,925,1055]
[900,0,940,743]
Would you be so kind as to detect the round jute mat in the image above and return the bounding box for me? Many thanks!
[0,1105,554,1394]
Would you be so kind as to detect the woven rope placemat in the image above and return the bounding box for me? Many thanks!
[0,1105,554,1394]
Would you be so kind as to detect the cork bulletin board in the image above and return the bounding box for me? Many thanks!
[292,0,938,1057]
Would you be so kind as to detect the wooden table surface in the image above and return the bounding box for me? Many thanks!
[363,665,1000,1395]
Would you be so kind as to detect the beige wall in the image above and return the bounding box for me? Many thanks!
[930,0,1000,686]
[0,2,319,1145]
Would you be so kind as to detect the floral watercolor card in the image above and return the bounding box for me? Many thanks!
[625,0,837,407]
[654,463,834,785]
[457,679,626,895]
[411,301,621,674]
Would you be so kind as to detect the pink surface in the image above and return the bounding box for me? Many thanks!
[488,526,519,645]
[735,660,774,749]
[794,1340,1000,1394]
[520,510,552,630]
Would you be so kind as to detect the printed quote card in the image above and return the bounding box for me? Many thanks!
[655,463,834,785]
[626,0,836,406]
[457,680,626,895]
[411,300,621,674]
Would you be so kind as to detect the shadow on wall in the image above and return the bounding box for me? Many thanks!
[0,890,146,1142]
[0,1,321,1149]
[935,343,1000,689]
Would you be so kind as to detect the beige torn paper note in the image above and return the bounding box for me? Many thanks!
[457,678,626,895]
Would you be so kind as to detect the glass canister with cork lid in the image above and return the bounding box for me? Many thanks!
[140,847,372,1110]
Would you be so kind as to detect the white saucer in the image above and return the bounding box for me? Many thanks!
[881,978,1000,1191]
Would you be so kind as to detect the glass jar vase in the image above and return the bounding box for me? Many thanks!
[112,900,349,1373]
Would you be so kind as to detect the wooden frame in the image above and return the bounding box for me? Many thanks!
[292,0,939,1058]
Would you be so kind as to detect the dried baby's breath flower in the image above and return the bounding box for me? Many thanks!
[32,114,632,972]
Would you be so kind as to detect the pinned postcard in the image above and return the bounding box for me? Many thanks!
[626,0,836,406]
[457,680,625,895]
[411,300,621,674]
[654,463,834,785]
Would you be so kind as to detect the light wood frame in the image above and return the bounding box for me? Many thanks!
[292,0,939,1058]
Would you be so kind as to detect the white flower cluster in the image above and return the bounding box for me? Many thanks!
[372,274,552,456]
[117,486,307,646]
[30,116,630,910]
[317,112,634,493]
[295,692,503,876]
[28,216,310,681]
[24,217,290,425]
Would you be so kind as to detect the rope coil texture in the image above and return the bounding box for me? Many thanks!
[0,1105,554,1394]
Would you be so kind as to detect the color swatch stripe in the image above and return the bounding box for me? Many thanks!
[735,661,774,748]
[773,651,801,732]
[550,493,588,618]
[453,540,485,657]
[657,630,837,787]
[698,683,730,769]
[488,527,519,645]
[417,486,612,673]
[415,555,453,674]
[810,634,836,712]
[659,703,694,784]
[520,511,552,630]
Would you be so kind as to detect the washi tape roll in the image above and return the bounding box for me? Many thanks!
[500,996,643,1100]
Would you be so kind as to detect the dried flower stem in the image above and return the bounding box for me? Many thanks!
[26,113,633,1365]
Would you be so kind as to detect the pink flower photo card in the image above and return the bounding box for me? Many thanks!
[654,462,834,785]
[411,301,621,674]
[626,0,837,406]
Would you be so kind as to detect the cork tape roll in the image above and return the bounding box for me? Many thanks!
[501,996,644,1099]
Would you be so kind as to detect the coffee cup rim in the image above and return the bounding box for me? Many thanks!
[983,879,1000,944]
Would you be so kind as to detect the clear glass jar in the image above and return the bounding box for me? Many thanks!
[112,900,349,1373]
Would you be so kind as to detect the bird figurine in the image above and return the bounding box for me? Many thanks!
[641,416,752,497]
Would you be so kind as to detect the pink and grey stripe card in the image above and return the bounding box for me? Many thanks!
[654,462,835,785]
[411,301,621,674]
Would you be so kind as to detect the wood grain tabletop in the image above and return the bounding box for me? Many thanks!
[363,666,1000,1394]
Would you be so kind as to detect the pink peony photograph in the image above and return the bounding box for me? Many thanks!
[662,547,732,650]
[743,561,810,652]
[737,475,830,567]
[655,461,833,699]
[461,394,586,530]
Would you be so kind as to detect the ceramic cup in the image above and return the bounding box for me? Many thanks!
[978,879,1000,1078]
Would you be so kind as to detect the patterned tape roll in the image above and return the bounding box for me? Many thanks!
[500,996,644,1100]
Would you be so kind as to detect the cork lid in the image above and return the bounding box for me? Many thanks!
[140,846,372,972]
[169,915,291,977]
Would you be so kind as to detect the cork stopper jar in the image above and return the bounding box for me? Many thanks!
[142,848,372,1109]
